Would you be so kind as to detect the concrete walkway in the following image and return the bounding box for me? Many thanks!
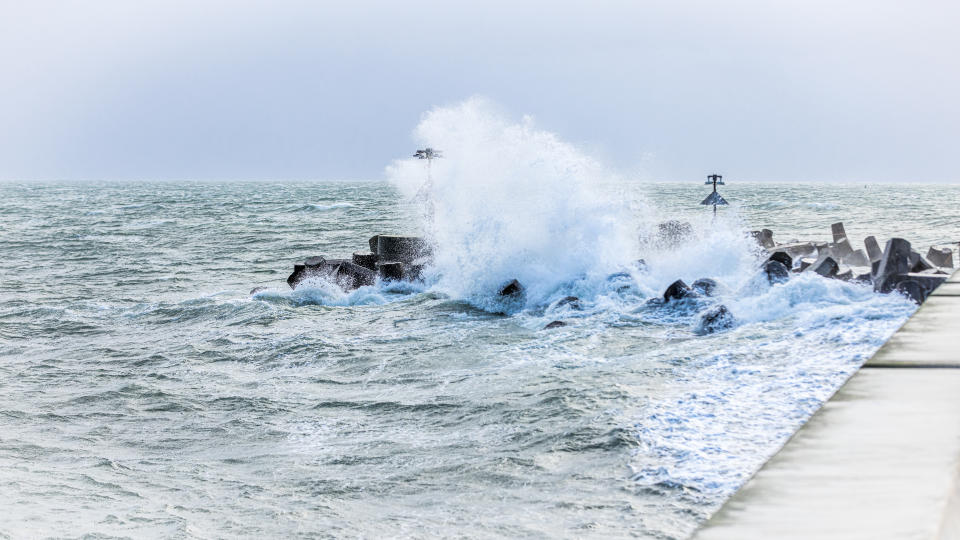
[693,269,960,540]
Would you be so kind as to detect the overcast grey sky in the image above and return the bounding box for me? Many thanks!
[1,0,958,182]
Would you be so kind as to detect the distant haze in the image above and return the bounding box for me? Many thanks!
[1,0,958,182]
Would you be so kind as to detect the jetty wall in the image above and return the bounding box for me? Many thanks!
[693,268,960,540]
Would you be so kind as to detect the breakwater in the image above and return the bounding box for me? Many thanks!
[693,268,960,539]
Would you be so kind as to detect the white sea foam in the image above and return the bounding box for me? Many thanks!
[387,97,638,311]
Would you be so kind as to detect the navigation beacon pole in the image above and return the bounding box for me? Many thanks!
[700,173,728,218]
[413,147,443,237]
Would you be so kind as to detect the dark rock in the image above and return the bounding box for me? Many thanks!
[499,279,525,297]
[663,279,697,302]
[927,247,954,268]
[864,236,883,263]
[805,254,839,278]
[691,278,718,296]
[376,235,431,263]
[768,252,793,269]
[377,261,405,282]
[544,320,568,329]
[762,260,790,284]
[368,235,380,253]
[895,279,925,304]
[695,305,737,335]
[250,286,267,295]
[873,238,913,293]
[555,296,582,310]
[352,252,378,271]
[831,222,847,243]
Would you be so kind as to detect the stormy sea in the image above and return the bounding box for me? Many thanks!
[2,105,959,538]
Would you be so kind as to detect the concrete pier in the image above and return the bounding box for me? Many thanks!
[693,269,960,540]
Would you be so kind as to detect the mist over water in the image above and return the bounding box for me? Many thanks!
[2,113,959,536]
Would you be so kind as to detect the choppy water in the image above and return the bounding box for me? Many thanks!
[1,180,958,539]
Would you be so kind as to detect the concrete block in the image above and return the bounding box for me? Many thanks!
[770,242,816,259]
[842,249,870,267]
[377,261,404,282]
[749,229,775,249]
[804,254,839,278]
[331,261,376,290]
[830,222,846,243]
[909,251,935,273]
[767,252,793,269]
[873,238,912,293]
[352,252,378,271]
[864,236,883,263]
[927,246,954,268]
[376,235,431,263]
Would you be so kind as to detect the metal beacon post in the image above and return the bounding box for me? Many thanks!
[700,173,728,217]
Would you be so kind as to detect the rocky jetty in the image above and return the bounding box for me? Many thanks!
[751,222,955,304]
[287,235,432,290]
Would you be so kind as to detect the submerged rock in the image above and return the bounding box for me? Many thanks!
[691,278,718,297]
[544,320,568,329]
[695,305,737,335]
[555,296,582,310]
[499,279,525,297]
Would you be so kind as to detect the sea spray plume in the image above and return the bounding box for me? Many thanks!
[387,97,636,311]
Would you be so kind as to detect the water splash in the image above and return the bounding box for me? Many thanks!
[387,97,637,309]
